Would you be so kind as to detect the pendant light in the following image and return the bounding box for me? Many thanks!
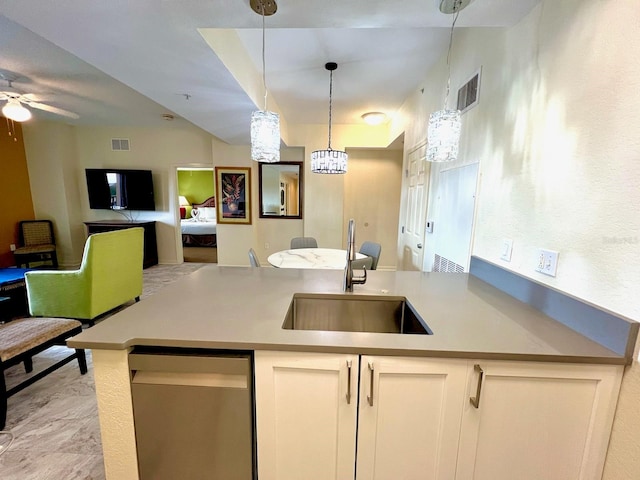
[250,0,280,163]
[426,0,470,163]
[311,62,348,174]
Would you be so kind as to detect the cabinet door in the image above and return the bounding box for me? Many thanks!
[456,361,623,480]
[255,351,358,480]
[356,356,468,480]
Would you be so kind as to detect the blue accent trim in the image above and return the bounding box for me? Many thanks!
[470,257,638,360]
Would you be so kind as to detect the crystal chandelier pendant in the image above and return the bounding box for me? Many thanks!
[251,110,280,163]
[311,62,348,174]
[426,109,461,163]
[310,148,347,174]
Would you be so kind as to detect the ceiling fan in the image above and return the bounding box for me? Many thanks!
[0,71,79,122]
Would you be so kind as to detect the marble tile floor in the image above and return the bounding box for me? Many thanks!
[0,262,208,479]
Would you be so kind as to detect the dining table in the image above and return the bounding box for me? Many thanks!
[267,248,366,269]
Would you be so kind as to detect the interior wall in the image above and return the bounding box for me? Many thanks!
[22,121,84,267]
[253,146,305,265]
[287,123,394,251]
[23,121,214,266]
[343,148,402,270]
[0,118,34,267]
[177,169,214,218]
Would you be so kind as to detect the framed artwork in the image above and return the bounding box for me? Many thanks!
[215,166,252,224]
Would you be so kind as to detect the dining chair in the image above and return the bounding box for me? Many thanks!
[359,241,382,270]
[350,256,373,271]
[248,248,260,267]
[290,237,318,249]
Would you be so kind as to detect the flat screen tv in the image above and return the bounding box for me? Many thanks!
[85,168,156,211]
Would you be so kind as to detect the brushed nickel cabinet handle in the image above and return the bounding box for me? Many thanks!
[346,360,352,404]
[470,364,484,409]
[367,362,374,406]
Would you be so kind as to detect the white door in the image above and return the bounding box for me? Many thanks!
[356,356,468,480]
[425,162,478,272]
[456,361,623,480]
[254,351,358,480]
[399,141,429,270]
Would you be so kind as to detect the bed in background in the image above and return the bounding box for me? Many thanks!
[181,196,217,248]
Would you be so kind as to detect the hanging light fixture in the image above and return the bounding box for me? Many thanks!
[250,0,280,163]
[311,62,348,174]
[2,98,31,122]
[426,0,470,163]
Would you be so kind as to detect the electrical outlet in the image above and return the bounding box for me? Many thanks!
[9,244,16,252]
[264,243,270,250]
[500,239,513,261]
[535,249,559,277]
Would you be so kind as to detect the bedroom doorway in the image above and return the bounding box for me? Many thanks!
[177,167,217,263]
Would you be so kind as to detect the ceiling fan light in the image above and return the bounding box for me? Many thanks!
[251,110,281,163]
[426,109,461,162]
[2,99,31,122]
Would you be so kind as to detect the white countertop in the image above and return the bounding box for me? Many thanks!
[69,266,626,364]
[268,248,366,269]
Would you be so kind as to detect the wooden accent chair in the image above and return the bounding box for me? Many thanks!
[13,220,58,269]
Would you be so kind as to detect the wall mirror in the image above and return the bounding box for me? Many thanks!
[259,162,303,219]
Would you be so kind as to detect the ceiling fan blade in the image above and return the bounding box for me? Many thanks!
[24,100,80,119]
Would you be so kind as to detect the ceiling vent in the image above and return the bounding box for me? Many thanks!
[111,138,130,151]
[457,67,481,114]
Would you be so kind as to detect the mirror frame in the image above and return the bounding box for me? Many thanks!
[258,161,303,219]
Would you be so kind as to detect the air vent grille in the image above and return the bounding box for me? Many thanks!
[433,254,464,273]
[457,68,481,114]
[111,138,130,151]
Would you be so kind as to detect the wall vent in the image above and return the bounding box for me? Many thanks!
[433,254,464,273]
[111,138,130,151]
[457,67,481,114]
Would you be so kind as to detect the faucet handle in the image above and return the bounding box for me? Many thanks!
[352,267,367,285]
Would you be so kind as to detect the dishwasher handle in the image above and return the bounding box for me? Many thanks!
[132,371,248,389]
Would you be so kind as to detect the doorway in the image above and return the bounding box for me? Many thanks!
[177,168,217,263]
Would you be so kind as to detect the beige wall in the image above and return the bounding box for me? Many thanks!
[343,148,402,270]
[23,121,215,266]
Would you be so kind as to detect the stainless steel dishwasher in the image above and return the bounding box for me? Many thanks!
[129,348,255,480]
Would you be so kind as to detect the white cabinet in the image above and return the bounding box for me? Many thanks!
[255,352,623,480]
[255,351,468,480]
[455,361,623,480]
[355,355,468,480]
[254,351,358,480]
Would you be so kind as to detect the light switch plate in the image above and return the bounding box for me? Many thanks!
[500,239,513,261]
[535,249,559,277]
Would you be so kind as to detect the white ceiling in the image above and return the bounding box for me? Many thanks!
[0,0,540,144]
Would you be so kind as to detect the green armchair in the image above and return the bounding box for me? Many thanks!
[25,227,144,325]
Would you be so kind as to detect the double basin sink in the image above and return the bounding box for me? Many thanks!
[283,293,432,335]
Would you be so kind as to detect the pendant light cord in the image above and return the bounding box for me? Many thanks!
[327,69,334,150]
[261,3,268,111]
[444,8,460,109]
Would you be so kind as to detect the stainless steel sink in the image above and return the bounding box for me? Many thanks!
[283,293,432,335]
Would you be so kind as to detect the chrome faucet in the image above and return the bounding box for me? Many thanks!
[343,219,367,292]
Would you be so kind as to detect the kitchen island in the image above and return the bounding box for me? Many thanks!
[69,265,637,480]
